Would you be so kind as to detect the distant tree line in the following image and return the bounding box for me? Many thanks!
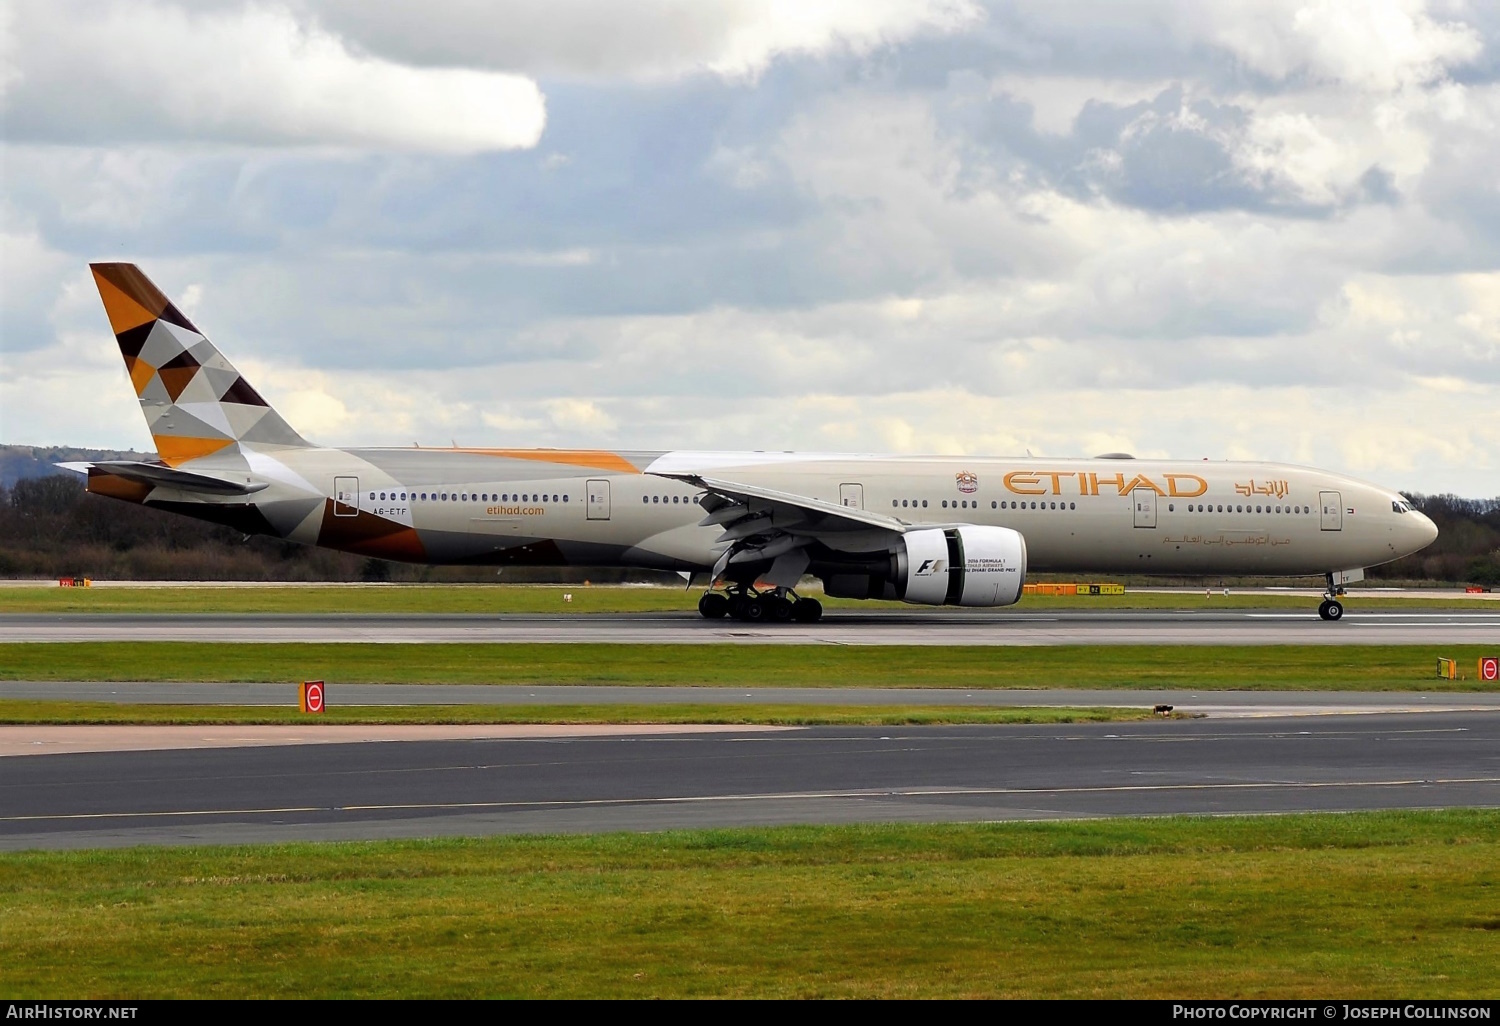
[1379,493,1500,586]
[1,468,1495,586]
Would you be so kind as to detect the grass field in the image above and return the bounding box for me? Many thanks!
[0,700,1158,726]
[0,584,1487,614]
[0,642,1492,690]
[2,812,1496,998]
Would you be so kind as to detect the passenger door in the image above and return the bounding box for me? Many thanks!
[586,480,611,521]
[1132,488,1157,528]
[1320,490,1342,531]
[333,476,359,517]
[839,483,864,510]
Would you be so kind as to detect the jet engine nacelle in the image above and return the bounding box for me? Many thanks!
[900,525,1027,607]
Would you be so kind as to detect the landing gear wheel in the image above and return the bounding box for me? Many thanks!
[1318,599,1344,621]
[741,597,767,622]
[792,597,823,623]
[766,595,794,623]
[698,592,729,619]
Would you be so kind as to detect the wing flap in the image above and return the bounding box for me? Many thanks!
[660,473,908,535]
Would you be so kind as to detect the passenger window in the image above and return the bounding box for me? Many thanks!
[991,501,997,509]
[942,500,948,508]
[922,500,928,508]
[892,500,899,507]
[564,495,569,502]
[1168,504,1174,512]
[1069,502,1076,510]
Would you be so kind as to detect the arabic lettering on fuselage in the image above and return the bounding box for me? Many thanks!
[1234,479,1290,499]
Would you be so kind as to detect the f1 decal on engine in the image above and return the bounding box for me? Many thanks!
[915,558,946,576]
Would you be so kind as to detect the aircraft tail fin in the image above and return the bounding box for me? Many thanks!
[89,263,310,466]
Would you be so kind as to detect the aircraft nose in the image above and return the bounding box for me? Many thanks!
[1410,511,1439,551]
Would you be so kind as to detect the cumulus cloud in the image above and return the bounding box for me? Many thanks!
[2,0,545,151]
[309,0,982,80]
[1200,0,1481,92]
[2,0,1498,497]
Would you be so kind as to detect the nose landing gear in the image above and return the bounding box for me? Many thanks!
[698,586,822,623]
[1318,572,1345,621]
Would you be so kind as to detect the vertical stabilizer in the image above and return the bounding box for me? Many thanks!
[90,263,309,465]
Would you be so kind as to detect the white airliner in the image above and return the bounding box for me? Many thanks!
[65,263,1439,623]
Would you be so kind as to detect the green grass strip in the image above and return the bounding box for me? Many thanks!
[0,700,1159,726]
[0,642,1494,690]
[2,811,1497,998]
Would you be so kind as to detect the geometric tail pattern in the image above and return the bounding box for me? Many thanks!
[90,262,309,466]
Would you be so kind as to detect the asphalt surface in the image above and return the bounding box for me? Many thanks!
[5,681,1499,718]
[3,712,1496,850]
[4,608,1500,644]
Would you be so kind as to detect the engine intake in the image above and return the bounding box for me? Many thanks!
[900,526,1027,607]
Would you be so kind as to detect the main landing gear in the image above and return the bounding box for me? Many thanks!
[698,587,823,623]
[1318,572,1345,621]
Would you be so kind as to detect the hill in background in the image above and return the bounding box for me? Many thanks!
[1,444,156,489]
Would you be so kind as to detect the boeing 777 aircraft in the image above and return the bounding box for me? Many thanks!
[64,263,1439,623]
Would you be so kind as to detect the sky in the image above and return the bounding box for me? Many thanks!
[2,0,1497,496]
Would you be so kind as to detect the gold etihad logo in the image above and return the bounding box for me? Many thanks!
[1002,470,1208,497]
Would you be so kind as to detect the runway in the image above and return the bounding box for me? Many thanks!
[5,681,1500,718]
[3,712,1496,850]
[4,607,1499,644]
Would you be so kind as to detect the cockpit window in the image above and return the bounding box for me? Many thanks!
[1391,500,1413,514]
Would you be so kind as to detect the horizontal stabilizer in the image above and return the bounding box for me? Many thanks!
[56,461,268,495]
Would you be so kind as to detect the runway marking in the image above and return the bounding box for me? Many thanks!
[1247,612,1500,620]
[7,776,1500,824]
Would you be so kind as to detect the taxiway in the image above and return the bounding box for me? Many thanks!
[4,682,1499,719]
[2,712,1496,850]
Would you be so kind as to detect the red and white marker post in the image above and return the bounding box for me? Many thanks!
[1481,657,1499,683]
[300,680,326,714]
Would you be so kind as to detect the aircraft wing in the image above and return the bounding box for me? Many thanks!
[56,461,269,495]
[649,471,908,585]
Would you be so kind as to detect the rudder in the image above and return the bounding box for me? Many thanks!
[90,263,309,465]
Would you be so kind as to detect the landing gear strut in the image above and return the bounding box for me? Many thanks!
[698,586,822,623]
[1318,572,1345,621]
